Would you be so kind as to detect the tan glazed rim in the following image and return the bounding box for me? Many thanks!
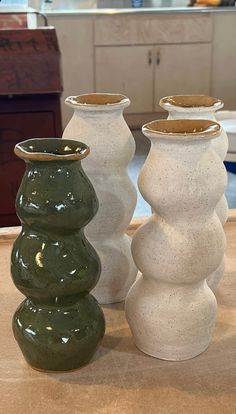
[14,138,90,161]
[160,95,224,111]
[65,93,130,111]
[142,119,221,141]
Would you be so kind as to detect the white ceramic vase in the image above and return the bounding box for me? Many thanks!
[160,95,229,290]
[63,93,138,304]
[125,119,227,361]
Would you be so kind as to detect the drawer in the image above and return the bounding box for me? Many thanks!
[95,13,213,46]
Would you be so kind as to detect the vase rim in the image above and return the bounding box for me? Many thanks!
[142,119,221,141]
[160,95,224,111]
[14,138,90,161]
[65,93,130,111]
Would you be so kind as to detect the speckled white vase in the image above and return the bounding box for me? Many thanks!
[125,119,227,361]
[63,93,138,304]
[160,95,229,290]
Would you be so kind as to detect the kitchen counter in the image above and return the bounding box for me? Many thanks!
[42,6,236,15]
[0,212,235,413]
[39,0,236,14]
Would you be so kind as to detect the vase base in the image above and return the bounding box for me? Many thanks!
[135,341,210,362]
[26,358,92,373]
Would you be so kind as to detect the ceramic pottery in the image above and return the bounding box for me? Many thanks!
[160,95,229,290]
[11,138,105,372]
[63,93,138,304]
[125,119,227,361]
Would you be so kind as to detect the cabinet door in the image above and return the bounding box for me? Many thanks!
[95,46,154,114]
[0,112,55,227]
[154,44,212,112]
[212,14,236,109]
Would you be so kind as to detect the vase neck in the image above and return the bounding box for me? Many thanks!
[65,93,130,117]
[150,137,211,161]
[15,138,89,162]
[160,95,224,114]
[168,110,216,121]
[142,119,221,144]
[73,106,124,119]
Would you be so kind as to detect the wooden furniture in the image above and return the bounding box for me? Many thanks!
[0,25,63,227]
[0,211,235,413]
[0,12,28,28]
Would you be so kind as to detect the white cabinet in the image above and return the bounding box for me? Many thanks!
[212,14,236,110]
[94,13,213,114]
[95,46,153,113]
[48,12,236,125]
[95,43,211,114]
[154,43,212,111]
[95,13,212,115]
[95,13,212,46]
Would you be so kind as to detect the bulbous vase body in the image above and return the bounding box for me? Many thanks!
[11,139,105,371]
[63,93,138,304]
[125,119,227,361]
[160,95,229,290]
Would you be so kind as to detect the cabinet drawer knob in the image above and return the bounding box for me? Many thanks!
[156,51,161,65]
[148,50,152,65]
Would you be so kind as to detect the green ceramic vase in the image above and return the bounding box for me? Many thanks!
[11,138,105,372]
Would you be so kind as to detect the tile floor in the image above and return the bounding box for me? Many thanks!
[129,130,236,217]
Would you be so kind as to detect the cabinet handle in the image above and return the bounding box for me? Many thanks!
[156,50,161,65]
[148,50,152,65]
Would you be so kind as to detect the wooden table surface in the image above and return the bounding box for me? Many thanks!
[0,212,236,414]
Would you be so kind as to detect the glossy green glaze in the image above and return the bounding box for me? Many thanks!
[11,139,105,372]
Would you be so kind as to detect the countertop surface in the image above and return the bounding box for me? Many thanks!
[1,1,235,15]
[38,0,236,15]
[1,4,235,15]
[42,6,236,15]
[0,213,236,414]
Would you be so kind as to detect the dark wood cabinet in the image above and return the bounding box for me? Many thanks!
[0,95,62,226]
[0,26,63,227]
